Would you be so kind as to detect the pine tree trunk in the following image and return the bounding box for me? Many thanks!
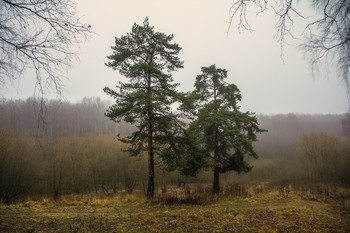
[212,168,220,195]
[147,148,155,198]
[212,132,221,195]
[212,83,220,195]
[146,74,155,199]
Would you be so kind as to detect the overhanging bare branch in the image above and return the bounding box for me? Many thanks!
[227,0,350,93]
[0,0,91,97]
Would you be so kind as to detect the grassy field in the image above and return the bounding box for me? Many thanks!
[0,189,349,233]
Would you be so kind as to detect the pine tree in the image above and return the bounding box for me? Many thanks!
[183,64,266,195]
[104,17,184,198]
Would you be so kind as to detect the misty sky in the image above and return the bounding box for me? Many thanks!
[1,0,348,114]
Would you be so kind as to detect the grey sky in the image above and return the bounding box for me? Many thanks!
[1,0,348,114]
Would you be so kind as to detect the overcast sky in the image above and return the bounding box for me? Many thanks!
[1,0,348,114]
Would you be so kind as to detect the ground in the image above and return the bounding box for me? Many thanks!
[0,190,349,232]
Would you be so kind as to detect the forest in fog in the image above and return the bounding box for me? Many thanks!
[0,97,349,204]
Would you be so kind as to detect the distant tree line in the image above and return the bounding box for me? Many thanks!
[0,97,349,204]
[255,113,344,159]
[0,129,142,204]
[0,97,133,141]
[0,97,344,145]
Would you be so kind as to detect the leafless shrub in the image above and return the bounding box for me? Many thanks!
[223,182,249,197]
[254,182,270,195]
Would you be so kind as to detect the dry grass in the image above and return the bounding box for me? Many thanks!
[0,186,349,232]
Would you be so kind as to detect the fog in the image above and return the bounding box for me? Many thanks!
[0,0,347,114]
[0,97,349,203]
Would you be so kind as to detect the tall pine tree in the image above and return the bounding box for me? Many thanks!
[104,18,183,198]
[182,65,266,195]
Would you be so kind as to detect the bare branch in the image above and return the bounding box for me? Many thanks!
[227,0,252,35]
[0,0,91,97]
[273,0,304,59]
[227,0,350,94]
[227,0,304,58]
[227,0,270,35]
[302,0,350,88]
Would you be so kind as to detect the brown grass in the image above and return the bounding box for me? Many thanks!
[0,184,349,232]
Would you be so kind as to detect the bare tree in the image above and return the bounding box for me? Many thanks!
[228,0,350,91]
[0,0,91,97]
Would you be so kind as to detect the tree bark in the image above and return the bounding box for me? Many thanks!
[212,167,220,195]
[212,127,220,195]
[146,110,155,198]
[147,147,155,198]
[212,82,220,195]
[146,72,155,199]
